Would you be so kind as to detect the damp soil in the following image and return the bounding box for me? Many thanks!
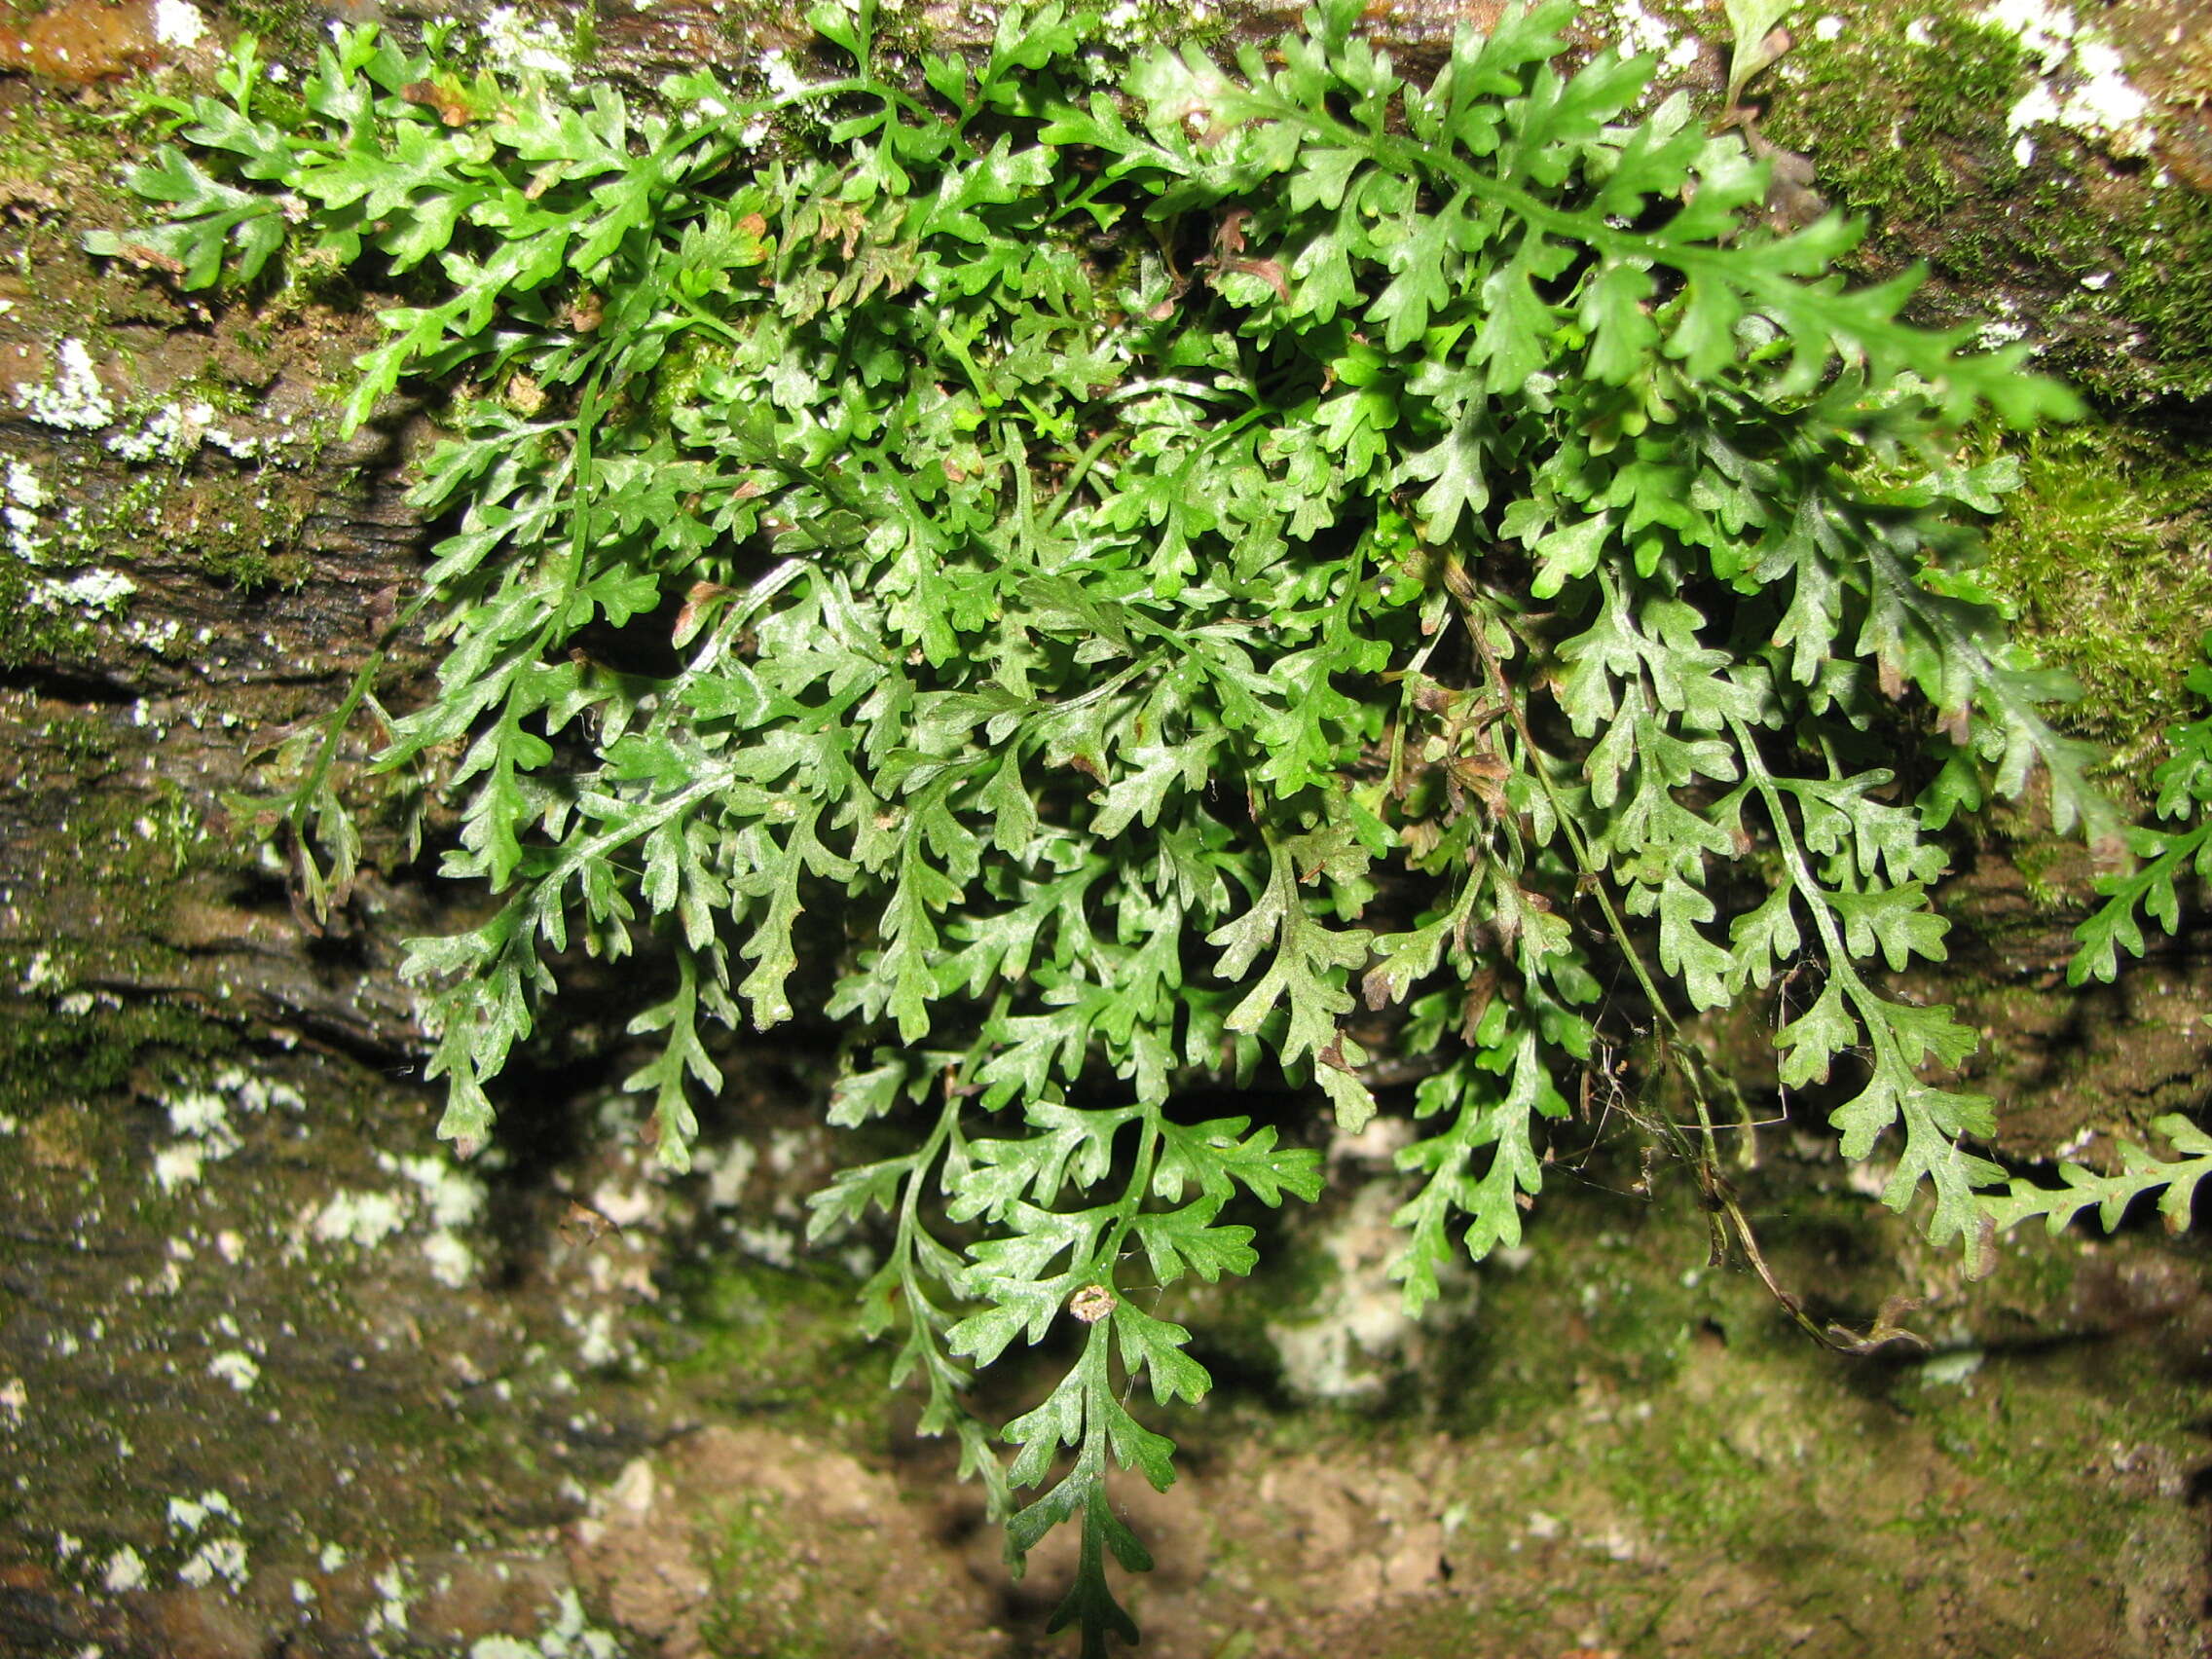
[581,1143,2212,1659]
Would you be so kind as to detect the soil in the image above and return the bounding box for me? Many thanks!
[576,1141,2212,1659]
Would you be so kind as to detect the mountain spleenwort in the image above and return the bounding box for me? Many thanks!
[91,1,2206,1647]
[1995,626,2212,1243]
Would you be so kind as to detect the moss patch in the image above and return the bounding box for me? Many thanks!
[1763,1,2212,403]
[1762,8,2029,238]
[656,1256,891,1441]
[1975,424,2212,768]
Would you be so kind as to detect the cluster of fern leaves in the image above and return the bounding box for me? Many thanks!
[96,1,2210,1646]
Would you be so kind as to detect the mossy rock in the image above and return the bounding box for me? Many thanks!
[1761,0,2212,406]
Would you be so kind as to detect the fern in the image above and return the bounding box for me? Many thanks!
[95,2,2146,1647]
[2070,629,2212,985]
[1972,629,2212,1249]
[1984,1115,2212,1238]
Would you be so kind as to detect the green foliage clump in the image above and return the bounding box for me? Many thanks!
[92,0,2208,1646]
[2070,630,2212,990]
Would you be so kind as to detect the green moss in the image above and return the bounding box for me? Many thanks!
[0,996,235,1116]
[1445,1210,1710,1429]
[94,465,316,593]
[1976,424,2212,765]
[2071,179,2212,405]
[660,1256,888,1436]
[0,83,134,180]
[1902,1354,2197,1569]
[0,559,95,666]
[1996,157,2212,405]
[216,0,330,70]
[1764,3,2212,402]
[1763,9,2028,244]
[1599,1413,1772,1543]
[39,710,113,764]
[0,94,135,324]
[0,771,250,1116]
[696,1497,834,1659]
[2008,836,2072,910]
[1406,1178,2207,1651]
[198,541,311,594]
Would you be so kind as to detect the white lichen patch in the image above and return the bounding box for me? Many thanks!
[107,400,285,464]
[177,1537,248,1589]
[6,458,48,564]
[1977,297,2027,350]
[222,1066,306,1115]
[151,0,206,49]
[6,460,46,510]
[1982,0,2075,65]
[465,1588,620,1659]
[1920,1347,1985,1387]
[149,1066,297,1193]
[167,1088,235,1141]
[479,6,575,80]
[17,339,116,430]
[381,1151,487,1230]
[1981,0,2154,162]
[206,1350,260,1392]
[107,400,216,464]
[0,1376,24,1423]
[166,1491,238,1533]
[365,1561,414,1640]
[310,1189,408,1248]
[567,1306,622,1369]
[693,1138,756,1208]
[1091,0,1211,48]
[585,1180,653,1229]
[421,1231,476,1289]
[1846,1156,1898,1198]
[356,1150,490,1286]
[166,1492,251,1590]
[762,1126,811,1180]
[733,1221,795,1268]
[153,1143,206,1193]
[101,1545,147,1592]
[756,47,806,99]
[299,1150,486,1286]
[1265,1183,1456,1402]
[1610,0,1700,75]
[122,613,185,656]
[47,570,136,615]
